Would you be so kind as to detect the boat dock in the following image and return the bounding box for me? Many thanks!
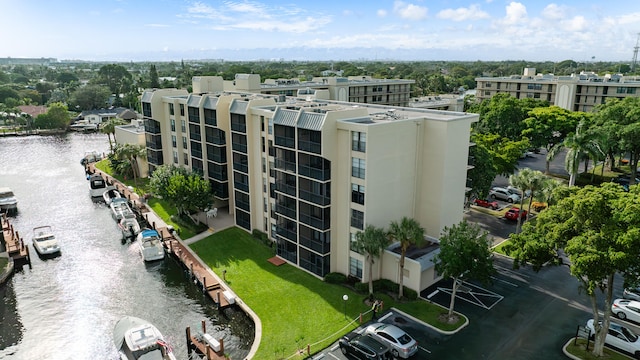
[1,213,31,269]
[84,165,239,358]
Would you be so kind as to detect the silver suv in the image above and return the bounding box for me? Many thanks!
[489,187,520,203]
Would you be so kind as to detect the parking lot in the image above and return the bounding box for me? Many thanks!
[316,150,630,360]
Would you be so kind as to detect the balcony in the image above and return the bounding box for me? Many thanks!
[298,165,330,181]
[275,181,296,197]
[274,204,296,220]
[276,225,297,242]
[299,189,330,206]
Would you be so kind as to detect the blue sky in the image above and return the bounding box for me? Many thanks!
[2,0,639,62]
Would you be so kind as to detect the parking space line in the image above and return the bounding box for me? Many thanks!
[491,275,520,287]
[419,346,432,354]
[326,352,340,359]
[427,289,440,299]
[437,281,504,310]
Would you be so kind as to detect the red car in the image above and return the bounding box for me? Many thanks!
[473,198,499,210]
[504,207,527,221]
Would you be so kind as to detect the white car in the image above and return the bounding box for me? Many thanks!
[624,288,640,301]
[489,187,520,203]
[586,319,640,358]
[612,299,640,323]
[363,323,418,359]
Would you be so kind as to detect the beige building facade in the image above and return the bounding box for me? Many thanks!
[476,68,640,112]
[141,77,478,294]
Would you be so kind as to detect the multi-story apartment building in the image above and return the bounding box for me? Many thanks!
[225,73,415,107]
[476,68,640,112]
[141,76,477,294]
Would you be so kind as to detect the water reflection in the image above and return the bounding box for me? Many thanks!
[0,134,253,359]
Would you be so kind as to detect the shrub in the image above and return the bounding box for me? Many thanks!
[531,201,547,212]
[354,282,368,293]
[403,287,418,300]
[375,279,399,293]
[251,229,270,246]
[324,272,347,284]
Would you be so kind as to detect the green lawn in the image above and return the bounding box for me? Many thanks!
[565,338,632,360]
[0,257,8,272]
[191,227,466,359]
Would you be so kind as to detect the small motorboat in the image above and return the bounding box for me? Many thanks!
[136,229,165,262]
[80,151,103,166]
[0,187,18,215]
[113,316,176,360]
[32,225,61,257]
[103,188,123,205]
[89,174,108,200]
[119,216,141,241]
[111,198,134,221]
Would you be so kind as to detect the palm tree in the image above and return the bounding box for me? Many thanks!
[116,143,147,186]
[354,225,390,297]
[547,121,603,187]
[387,217,425,299]
[101,118,127,152]
[508,168,546,233]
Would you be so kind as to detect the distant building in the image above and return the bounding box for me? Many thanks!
[17,105,48,118]
[217,73,415,107]
[476,68,640,112]
[0,57,57,65]
[140,76,477,293]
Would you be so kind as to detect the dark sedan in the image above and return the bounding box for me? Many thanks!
[339,332,392,360]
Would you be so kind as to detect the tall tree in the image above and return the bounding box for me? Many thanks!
[387,217,425,299]
[467,141,497,201]
[114,143,147,186]
[522,106,581,174]
[548,121,603,186]
[165,172,212,216]
[470,93,548,141]
[33,102,70,129]
[96,64,132,95]
[434,220,494,320]
[70,84,110,110]
[472,132,530,176]
[505,183,640,357]
[508,168,546,233]
[149,65,160,88]
[354,225,390,296]
[101,118,127,152]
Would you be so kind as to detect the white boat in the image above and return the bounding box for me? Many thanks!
[103,188,123,205]
[70,120,99,132]
[136,229,165,262]
[113,316,177,360]
[111,198,134,221]
[0,187,18,215]
[119,216,141,241]
[89,174,109,199]
[32,225,61,256]
[80,151,103,166]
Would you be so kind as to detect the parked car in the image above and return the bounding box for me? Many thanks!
[339,332,392,360]
[504,208,527,221]
[506,186,531,198]
[586,319,640,358]
[363,323,418,359]
[612,299,640,323]
[473,198,499,210]
[489,187,520,203]
[624,287,640,301]
[612,176,640,192]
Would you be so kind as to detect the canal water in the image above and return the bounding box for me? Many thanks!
[0,133,253,360]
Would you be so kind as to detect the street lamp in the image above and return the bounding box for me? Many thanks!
[342,294,349,320]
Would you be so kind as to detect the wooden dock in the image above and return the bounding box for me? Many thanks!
[1,213,31,269]
[186,321,228,360]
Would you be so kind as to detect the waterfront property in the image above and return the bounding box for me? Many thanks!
[141,76,478,296]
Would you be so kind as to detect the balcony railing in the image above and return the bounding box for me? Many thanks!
[299,213,329,230]
[299,189,330,206]
[275,182,296,197]
[276,225,297,242]
[275,204,296,220]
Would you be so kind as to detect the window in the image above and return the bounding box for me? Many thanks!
[352,158,365,179]
[351,184,364,205]
[179,104,185,116]
[349,257,363,279]
[351,209,364,230]
[351,131,367,152]
[171,135,177,148]
[170,119,176,132]
[182,136,188,149]
[181,120,186,132]
[183,152,189,165]
[173,151,178,164]
[169,103,174,115]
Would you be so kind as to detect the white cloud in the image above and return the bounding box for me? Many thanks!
[437,5,490,21]
[562,15,588,32]
[503,2,527,25]
[377,9,387,17]
[541,4,566,20]
[393,1,428,21]
[182,1,331,33]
